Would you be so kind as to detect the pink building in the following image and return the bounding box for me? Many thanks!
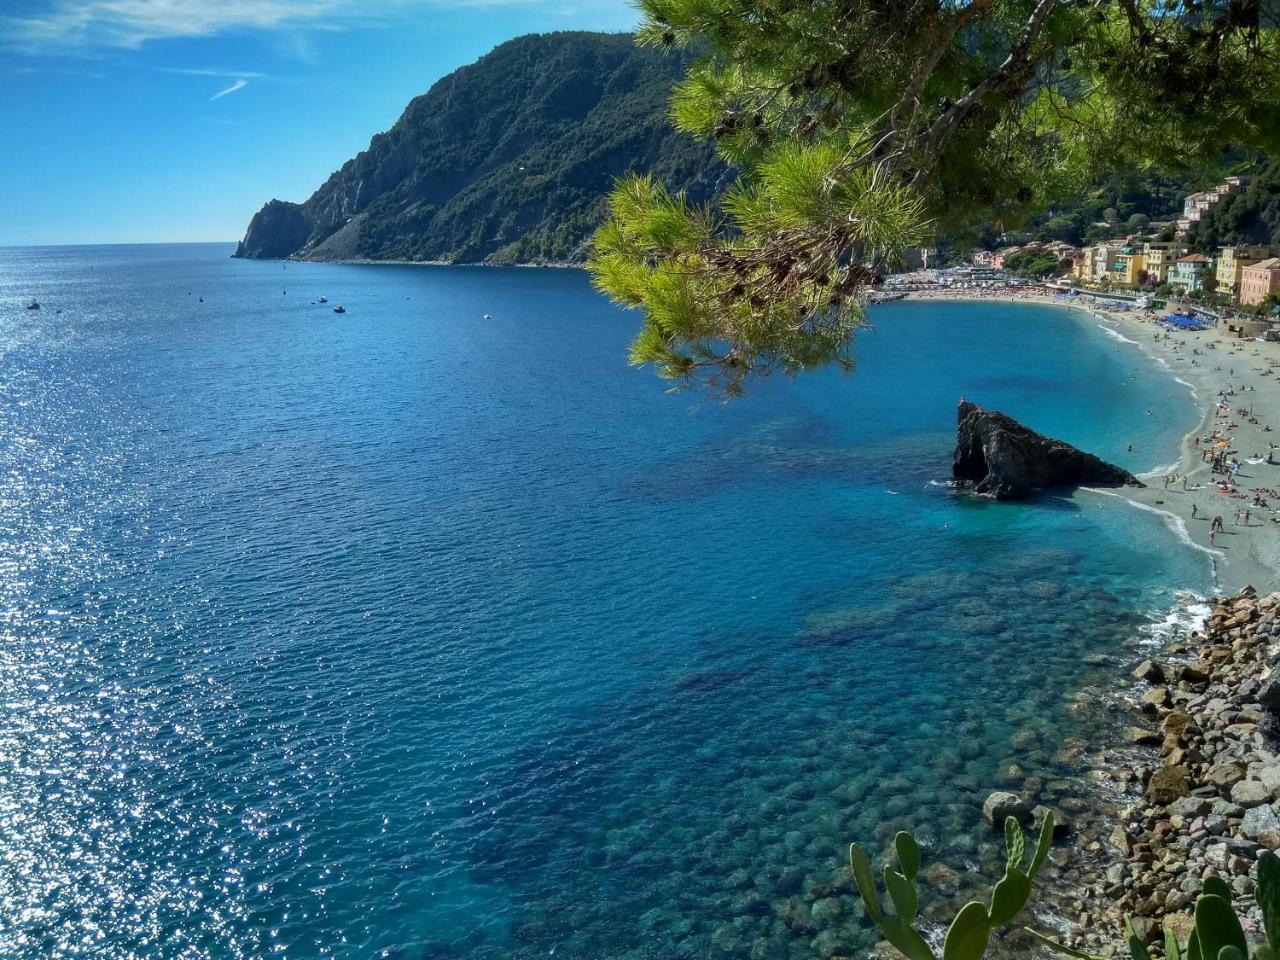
[1240,258,1280,306]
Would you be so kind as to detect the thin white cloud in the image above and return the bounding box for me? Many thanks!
[4,0,632,53]
[210,77,248,100]
[7,0,344,52]
[156,65,266,79]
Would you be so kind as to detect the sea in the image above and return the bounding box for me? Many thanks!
[0,243,1213,959]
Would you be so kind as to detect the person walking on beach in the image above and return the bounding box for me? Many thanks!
[1192,503,1198,519]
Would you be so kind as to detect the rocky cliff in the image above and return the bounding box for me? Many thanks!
[953,399,1143,498]
[234,32,729,265]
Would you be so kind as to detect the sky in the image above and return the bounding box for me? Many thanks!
[0,0,640,245]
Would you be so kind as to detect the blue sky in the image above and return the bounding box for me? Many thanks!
[1,0,639,245]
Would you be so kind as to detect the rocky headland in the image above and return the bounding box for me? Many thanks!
[953,399,1144,499]
[234,32,729,266]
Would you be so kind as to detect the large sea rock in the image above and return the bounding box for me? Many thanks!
[952,400,1143,499]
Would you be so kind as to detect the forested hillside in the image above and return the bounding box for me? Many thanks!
[235,32,729,265]
[1185,159,1280,251]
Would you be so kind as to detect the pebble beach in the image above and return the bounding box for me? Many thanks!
[906,288,1280,955]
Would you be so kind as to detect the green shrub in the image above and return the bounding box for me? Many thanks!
[850,815,1280,960]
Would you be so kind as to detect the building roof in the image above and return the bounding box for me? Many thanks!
[1244,258,1280,272]
[1177,254,1210,263]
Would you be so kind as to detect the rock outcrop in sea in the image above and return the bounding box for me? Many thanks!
[1067,587,1280,952]
[953,399,1144,499]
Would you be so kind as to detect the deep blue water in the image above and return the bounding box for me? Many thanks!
[0,244,1210,959]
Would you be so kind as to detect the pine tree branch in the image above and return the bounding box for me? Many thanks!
[918,0,1061,160]
[889,0,999,134]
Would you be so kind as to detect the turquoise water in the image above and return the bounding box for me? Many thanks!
[0,244,1210,959]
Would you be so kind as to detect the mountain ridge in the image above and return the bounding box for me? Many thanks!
[235,31,729,265]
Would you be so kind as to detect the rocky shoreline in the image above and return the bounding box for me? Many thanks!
[1051,587,1280,954]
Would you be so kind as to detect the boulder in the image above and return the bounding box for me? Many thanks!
[1206,763,1247,789]
[1169,796,1211,819]
[1260,674,1280,730]
[1147,765,1191,805]
[952,400,1143,499]
[1178,663,1212,686]
[1126,726,1162,746]
[983,791,1032,825]
[1241,804,1280,847]
[1260,765,1280,796]
[1133,660,1167,684]
[1231,780,1272,808]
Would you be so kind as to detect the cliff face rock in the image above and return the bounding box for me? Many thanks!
[236,200,312,260]
[234,32,730,265]
[952,399,1143,499]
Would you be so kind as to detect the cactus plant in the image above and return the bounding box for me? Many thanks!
[1030,853,1280,960]
[848,812,1053,960]
[852,822,1280,960]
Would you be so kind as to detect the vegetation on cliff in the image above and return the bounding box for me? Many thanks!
[235,32,729,265]
[1186,159,1280,253]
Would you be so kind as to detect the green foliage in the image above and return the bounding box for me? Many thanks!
[861,831,1280,960]
[1003,251,1067,278]
[849,813,1053,960]
[1195,892,1248,960]
[238,32,728,265]
[1185,159,1280,252]
[593,0,1280,393]
[590,159,927,393]
[1259,848,1280,950]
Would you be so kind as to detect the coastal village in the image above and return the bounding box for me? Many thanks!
[971,175,1280,312]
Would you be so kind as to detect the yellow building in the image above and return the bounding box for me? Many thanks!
[1217,246,1272,298]
[1073,248,1092,281]
[1110,247,1145,286]
[1141,241,1183,284]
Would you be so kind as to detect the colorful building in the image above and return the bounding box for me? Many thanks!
[1240,258,1280,306]
[1110,247,1146,286]
[1216,246,1271,298]
[1170,254,1212,293]
[1141,241,1184,284]
[1091,243,1119,283]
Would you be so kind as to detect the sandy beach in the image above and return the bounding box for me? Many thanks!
[907,289,1280,593]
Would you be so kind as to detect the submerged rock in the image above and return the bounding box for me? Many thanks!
[952,400,1143,499]
[982,791,1032,825]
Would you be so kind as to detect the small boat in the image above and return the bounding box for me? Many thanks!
[26,300,39,310]
[483,313,492,320]
[317,296,328,303]
[333,305,347,314]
